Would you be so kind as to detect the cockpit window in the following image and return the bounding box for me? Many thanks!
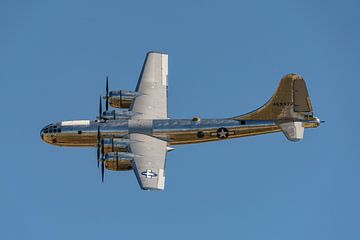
[43,124,61,134]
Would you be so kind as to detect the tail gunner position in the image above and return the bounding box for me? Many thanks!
[40,52,321,191]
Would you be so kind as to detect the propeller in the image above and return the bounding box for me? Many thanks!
[99,96,103,120]
[96,126,100,168]
[105,76,109,111]
[96,76,109,182]
[96,125,105,182]
[101,138,105,182]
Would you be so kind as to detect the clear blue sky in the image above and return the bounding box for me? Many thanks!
[1,1,359,239]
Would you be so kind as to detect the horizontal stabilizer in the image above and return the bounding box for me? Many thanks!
[279,121,304,141]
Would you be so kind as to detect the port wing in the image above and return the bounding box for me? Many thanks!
[130,52,168,119]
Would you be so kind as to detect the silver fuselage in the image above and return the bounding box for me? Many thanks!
[40,118,320,147]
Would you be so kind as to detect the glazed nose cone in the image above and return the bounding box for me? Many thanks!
[40,127,45,140]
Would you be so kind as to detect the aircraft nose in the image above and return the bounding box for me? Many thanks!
[40,124,60,145]
[40,124,52,143]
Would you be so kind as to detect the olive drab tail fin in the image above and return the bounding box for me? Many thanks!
[232,74,318,141]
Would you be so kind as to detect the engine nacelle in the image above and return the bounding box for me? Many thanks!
[102,138,132,153]
[104,152,134,171]
[109,90,140,108]
[101,110,135,120]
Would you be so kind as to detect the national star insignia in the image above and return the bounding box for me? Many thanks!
[210,127,235,139]
[141,169,158,179]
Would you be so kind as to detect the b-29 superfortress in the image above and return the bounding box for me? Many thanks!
[40,52,321,191]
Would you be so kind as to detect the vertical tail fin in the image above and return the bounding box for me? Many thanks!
[232,74,314,121]
[232,74,318,141]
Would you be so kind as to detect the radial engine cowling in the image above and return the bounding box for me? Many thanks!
[109,90,140,109]
[104,152,134,171]
[102,138,132,153]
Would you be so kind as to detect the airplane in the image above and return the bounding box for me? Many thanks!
[40,51,321,191]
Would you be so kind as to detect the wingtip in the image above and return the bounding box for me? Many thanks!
[147,50,168,56]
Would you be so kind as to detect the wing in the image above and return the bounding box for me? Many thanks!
[130,51,168,119]
[129,133,167,191]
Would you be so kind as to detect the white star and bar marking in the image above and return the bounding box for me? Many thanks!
[141,169,158,178]
[211,128,235,139]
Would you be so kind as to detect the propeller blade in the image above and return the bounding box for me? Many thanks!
[97,148,100,168]
[97,125,100,142]
[99,96,103,119]
[101,160,105,182]
[106,76,109,111]
[101,138,105,182]
[101,139,104,156]
[106,76,109,95]
[97,126,100,168]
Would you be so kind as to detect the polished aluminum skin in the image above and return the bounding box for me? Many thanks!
[40,118,320,147]
[39,51,321,190]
